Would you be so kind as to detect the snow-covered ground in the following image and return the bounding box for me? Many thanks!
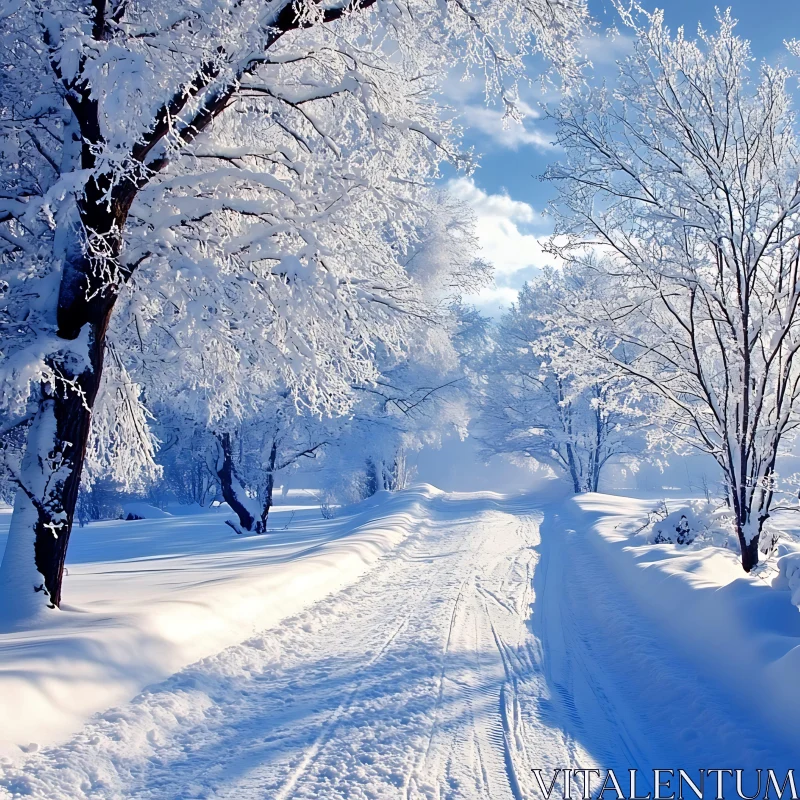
[561,495,800,769]
[0,488,438,762]
[2,488,800,799]
[546,495,800,771]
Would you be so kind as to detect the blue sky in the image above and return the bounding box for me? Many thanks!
[449,0,800,314]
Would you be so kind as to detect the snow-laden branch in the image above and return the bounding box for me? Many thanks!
[546,8,800,570]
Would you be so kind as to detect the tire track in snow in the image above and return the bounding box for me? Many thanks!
[403,510,582,800]
[402,574,468,800]
[476,515,540,800]
[213,504,518,800]
[272,607,413,800]
[247,535,457,800]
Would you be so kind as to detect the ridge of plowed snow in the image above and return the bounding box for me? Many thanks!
[0,486,442,761]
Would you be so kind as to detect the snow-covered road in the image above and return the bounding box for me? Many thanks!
[1,492,795,799]
[1,494,585,799]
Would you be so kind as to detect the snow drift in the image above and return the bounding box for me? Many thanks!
[0,486,441,761]
[570,493,800,755]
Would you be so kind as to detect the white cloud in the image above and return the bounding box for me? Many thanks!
[447,177,560,314]
[461,105,555,151]
[449,176,536,229]
[439,72,555,152]
[461,105,555,150]
[448,177,555,275]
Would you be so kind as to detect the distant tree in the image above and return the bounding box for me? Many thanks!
[149,190,489,528]
[148,415,221,508]
[341,355,471,500]
[475,268,643,492]
[215,391,331,534]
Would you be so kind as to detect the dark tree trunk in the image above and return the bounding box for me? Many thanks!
[259,439,278,532]
[589,448,602,493]
[364,458,381,498]
[741,537,760,572]
[22,120,140,607]
[738,523,760,573]
[32,319,109,607]
[25,204,124,607]
[732,504,761,573]
[589,401,603,493]
[216,432,257,533]
[565,443,582,494]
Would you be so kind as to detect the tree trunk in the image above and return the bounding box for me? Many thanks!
[741,537,760,572]
[0,243,117,613]
[733,507,760,573]
[0,137,140,610]
[590,448,602,493]
[564,443,582,494]
[364,458,381,498]
[590,402,603,493]
[216,432,257,533]
[259,440,278,533]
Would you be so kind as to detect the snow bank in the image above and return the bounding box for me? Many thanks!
[775,553,800,608]
[0,485,441,761]
[569,493,800,754]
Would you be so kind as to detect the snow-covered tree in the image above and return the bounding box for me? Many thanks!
[0,0,589,613]
[335,348,472,500]
[214,389,332,534]
[474,268,642,492]
[324,196,489,499]
[547,7,800,570]
[141,187,486,526]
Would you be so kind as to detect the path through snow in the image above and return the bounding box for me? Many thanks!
[0,493,793,799]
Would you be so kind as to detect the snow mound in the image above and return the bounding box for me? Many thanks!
[636,500,738,549]
[776,553,800,608]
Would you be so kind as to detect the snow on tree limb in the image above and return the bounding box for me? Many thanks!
[547,7,800,570]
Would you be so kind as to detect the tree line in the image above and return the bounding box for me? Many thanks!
[474,7,800,574]
[5,0,800,626]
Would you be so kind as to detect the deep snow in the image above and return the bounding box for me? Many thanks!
[568,494,800,765]
[2,488,800,799]
[0,488,438,762]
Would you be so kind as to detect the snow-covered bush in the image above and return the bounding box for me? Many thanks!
[640,501,738,550]
[651,509,699,546]
[775,554,800,609]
